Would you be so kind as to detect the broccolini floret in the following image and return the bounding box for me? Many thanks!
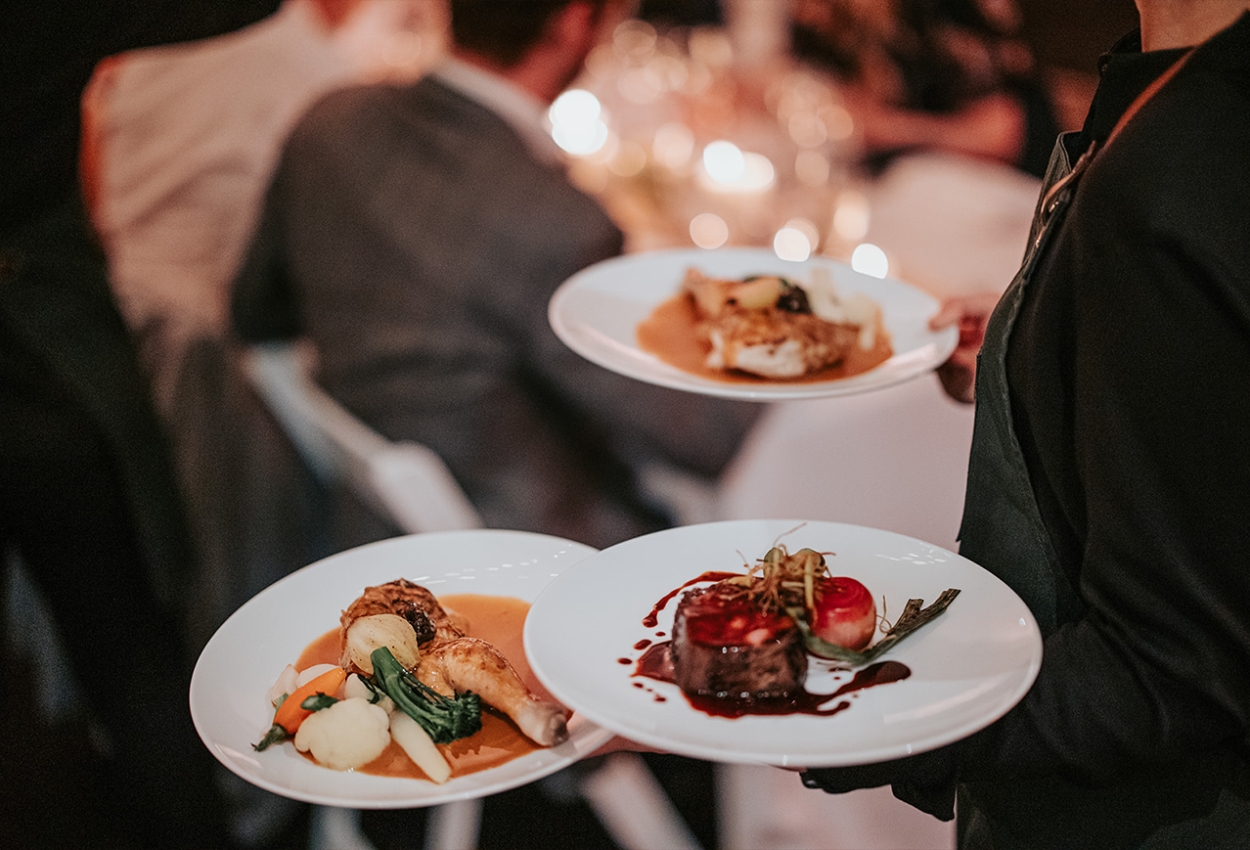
[369,646,482,744]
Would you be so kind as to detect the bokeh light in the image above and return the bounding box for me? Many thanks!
[850,243,890,278]
[795,150,830,187]
[785,217,820,248]
[690,213,729,249]
[773,227,812,262]
[738,153,776,192]
[702,140,745,183]
[549,89,609,155]
[653,122,695,169]
[833,189,871,241]
[700,142,775,193]
[608,140,648,177]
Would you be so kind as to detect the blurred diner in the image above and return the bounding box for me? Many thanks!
[75,4,450,846]
[789,0,1061,178]
[81,0,449,654]
[231,0,761,555]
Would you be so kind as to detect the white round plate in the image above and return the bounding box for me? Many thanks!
[548,247,958,401]
[190,530,610,808]
[525,520,1041,768]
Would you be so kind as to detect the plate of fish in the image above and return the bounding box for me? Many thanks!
[548,247,957,401]
[190,530,612,808]
[524,519,1042,767]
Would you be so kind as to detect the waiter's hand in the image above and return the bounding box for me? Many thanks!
[930,291,1002,404]
[799,745,960,822]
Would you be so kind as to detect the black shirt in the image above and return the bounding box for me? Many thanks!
[1002,14,1250,782]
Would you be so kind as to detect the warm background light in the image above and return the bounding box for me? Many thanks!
[702,140,745,183]
[689,212,729,248]
[773,226,812,262]
[850,243,890,278]
[652,122,695,169]
[549,89,608,155]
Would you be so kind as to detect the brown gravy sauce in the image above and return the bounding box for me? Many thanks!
[630,580,911,718]
[294,593,545,781]
[636,294,893,384]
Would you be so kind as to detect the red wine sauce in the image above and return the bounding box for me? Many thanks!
[830,660,911,697]
[642,571,744,628]
[631,641,908,719]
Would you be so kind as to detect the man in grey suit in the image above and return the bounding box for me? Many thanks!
[232,0,759,549]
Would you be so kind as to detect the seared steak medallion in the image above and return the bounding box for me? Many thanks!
[671,582,807,701]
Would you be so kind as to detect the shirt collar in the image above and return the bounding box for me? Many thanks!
[430,56,562,165]
[1081,30,1188,146]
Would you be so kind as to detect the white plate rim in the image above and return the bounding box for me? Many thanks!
[190,529,612,808]
[524,519,1042,768]
[548,247,958,401]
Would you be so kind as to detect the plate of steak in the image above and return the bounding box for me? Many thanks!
[524,519,1041,767]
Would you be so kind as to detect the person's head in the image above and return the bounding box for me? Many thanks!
[449,0,629,100]
[450,1,564,65]
[1134,0,1250,49]
[303,0,367,32]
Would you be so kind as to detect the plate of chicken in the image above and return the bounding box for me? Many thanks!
[548,247,957,401]
[190,530,611,808]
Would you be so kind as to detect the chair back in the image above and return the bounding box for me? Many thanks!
[241,341,483,534]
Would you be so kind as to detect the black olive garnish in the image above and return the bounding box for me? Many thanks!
[776,281,811,314]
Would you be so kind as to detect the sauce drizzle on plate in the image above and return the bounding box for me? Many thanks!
[631,640,910,718]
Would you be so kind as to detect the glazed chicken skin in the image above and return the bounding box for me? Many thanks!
[340,579,569,747]
[340,578,457,644]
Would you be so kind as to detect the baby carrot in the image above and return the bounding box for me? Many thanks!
[275,666,347,731]
[253,666,347,751]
